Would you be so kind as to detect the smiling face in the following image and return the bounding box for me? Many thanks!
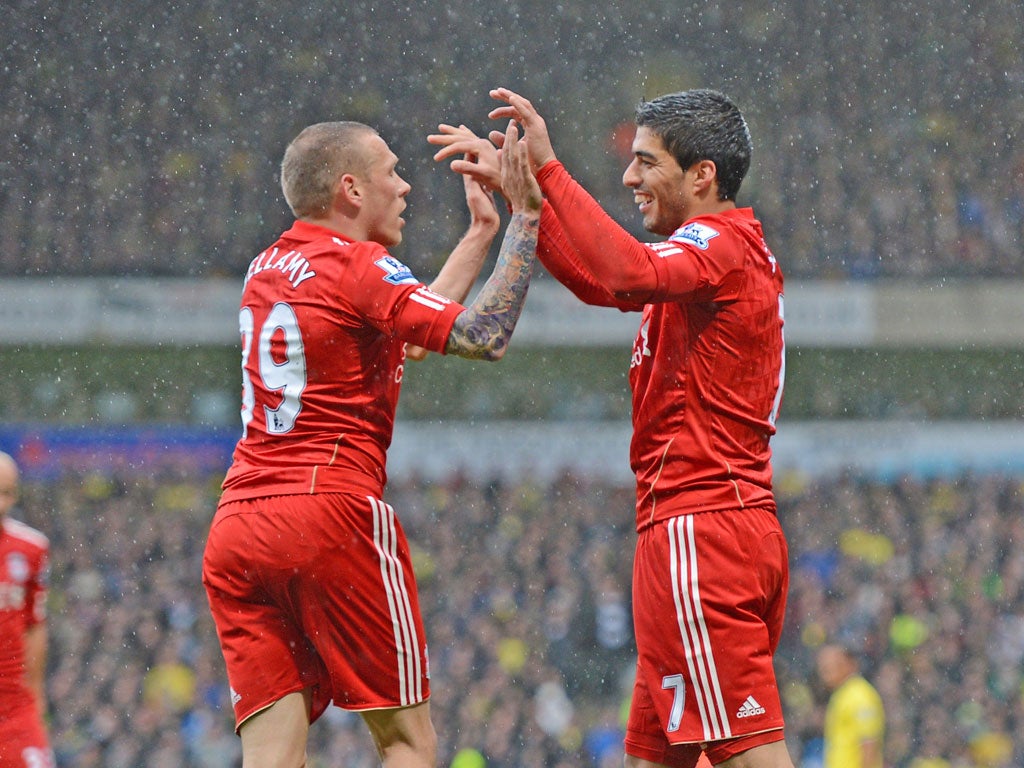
[352,132,412,247]
[621,126,693,237]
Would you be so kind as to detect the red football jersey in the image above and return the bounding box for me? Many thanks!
[0,517,49,711]
[221,220,465,503]
[537,162,785,530]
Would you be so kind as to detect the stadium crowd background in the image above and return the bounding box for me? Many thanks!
[2,0,1023,280]
[3,0,1024,766]
[10,465,1022,767]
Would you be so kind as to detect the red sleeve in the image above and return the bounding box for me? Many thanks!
[26,546,48,626]
[536,160,701,302]
[342,242,464,353]
[390,284,464,353]
[537,202,632,309]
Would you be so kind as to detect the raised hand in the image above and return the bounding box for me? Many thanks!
[462,170,500,236]
[488,88,557,171]
[428,124,502,191]
[500,120,542,214]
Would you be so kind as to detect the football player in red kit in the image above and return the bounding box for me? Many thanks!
[203,119,542,767]
[431,88,791,768]
[0,452,54,768]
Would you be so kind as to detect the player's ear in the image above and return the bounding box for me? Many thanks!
[335,173,362,212]
[692,160,717,192]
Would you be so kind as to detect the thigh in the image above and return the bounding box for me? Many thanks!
[239,690,312,768]
[203,493,432,726]
[203,499,327,729]
[628,509,789,754]
[294,493,431,712]
[624,670,706,768]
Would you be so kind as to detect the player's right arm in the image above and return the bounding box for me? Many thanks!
[536,202,635,309]
[491,88,702,304]
[23,544,48,721]
[429,122,633,311]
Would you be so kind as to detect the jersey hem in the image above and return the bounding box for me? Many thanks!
[637,500,777,532]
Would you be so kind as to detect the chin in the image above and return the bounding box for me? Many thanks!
[376,227,402,247]
[646,219,675,237]
[642,218,663,235]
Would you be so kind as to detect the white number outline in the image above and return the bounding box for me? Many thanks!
[662,673,686,732]
[239,307,255,438]
[239,302,307,435]
[769,293,786,426]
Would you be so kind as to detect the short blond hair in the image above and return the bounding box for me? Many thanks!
[280,121,378,219]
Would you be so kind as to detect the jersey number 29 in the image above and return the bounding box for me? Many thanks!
[239,303,308,436]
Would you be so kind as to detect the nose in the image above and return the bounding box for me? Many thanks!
[398,175,412,197]
[622,158,640,188]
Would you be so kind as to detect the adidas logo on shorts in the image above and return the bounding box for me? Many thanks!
[736,695,766,718]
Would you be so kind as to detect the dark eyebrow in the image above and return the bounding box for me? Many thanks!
[634,149,659,162]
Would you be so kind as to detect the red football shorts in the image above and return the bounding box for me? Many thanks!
[625,506,789,767]
[202,492,430,730]
[0,707,54,768]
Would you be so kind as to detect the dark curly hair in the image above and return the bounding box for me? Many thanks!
[635,89,752,201]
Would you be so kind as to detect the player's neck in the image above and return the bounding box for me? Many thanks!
[300,214,361,242]
[693,199,736,218]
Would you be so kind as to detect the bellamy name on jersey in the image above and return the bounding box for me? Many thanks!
[221,221,466,503]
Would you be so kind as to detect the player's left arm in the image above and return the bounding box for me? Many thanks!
[407,157,501,361]
[23,620,47,719]
[857,695,885,768]
[444,120,540,360]
[426,164,500,303]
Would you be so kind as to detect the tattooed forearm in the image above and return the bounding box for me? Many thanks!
[446,212,539,360]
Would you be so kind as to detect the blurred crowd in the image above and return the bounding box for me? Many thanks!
[780,471,1024,768]
[3,0,1023,280]
[11,463,1023,767]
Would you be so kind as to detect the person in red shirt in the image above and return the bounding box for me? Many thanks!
[0,452,54,768]
[431,88,790,768]
[203,119,542,767]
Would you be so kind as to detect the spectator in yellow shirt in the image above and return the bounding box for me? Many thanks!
[817,643,885,768]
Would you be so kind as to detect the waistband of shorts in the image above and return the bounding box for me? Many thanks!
[218,467,385,506]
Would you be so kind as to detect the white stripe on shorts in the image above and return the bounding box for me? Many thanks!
[667,515,732,741]
[370,497,422,706]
